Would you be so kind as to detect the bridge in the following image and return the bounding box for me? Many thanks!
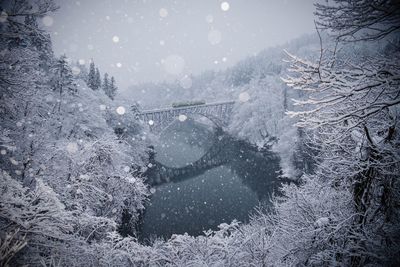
[136,101,235,133]
[144,133,282,193]
[145,133,232,186]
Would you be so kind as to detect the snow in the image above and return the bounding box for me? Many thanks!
[2,1,398,266]
[42,15,54,27]
[112,35,120,43]
[315,217,330,227]
[164,54,185,75]
[179,75,192,89]
[159,8,168,18]
[71,66,81,75]
[10,158,18,165]
[116,106,126,115]
[0,11,8,23]
[208,29,222,45]
[238,92,250,102]
[221,2,230,11]
[66,142,79,153]
[178,114,187,122]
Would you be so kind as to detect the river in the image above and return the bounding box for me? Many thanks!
[139,119,282,241]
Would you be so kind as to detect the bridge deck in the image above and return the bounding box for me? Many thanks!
[139,100,235,114]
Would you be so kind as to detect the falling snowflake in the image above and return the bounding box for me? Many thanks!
[116,62,122,68]
[148,120,154,126]
[150,188,156,194]
[148,163,153,168]
[116,106,126,115]
[0,11,8,23]
[315,217,330,227]
[123,166,131,172]
[80,174,90,181]
[112,35,120,43]
[78,59,85,65]
[178,114,187,122]
[239,92,250,102]
[221,2,230,11]
[208,29,222,45]
[10,158,18,165]
[42,16,54,27]
[99,104,107,110]
[0,149,6,155]
[71,66,81,75]
[66,142,79,154]
[205,14,213,23]
[163,54,185,75]
[179,75,192,89]
[222,57,227,62]
[160,40,165,46]
[159,8,168,18]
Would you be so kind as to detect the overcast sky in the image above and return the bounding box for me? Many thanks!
[48,0,316,91]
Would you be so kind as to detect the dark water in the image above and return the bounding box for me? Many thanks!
[139,119,282,241]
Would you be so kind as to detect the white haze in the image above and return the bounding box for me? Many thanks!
[50,0,316,91]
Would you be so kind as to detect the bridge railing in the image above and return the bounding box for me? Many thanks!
[138,100,235,114]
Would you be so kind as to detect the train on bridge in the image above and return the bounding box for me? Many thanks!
[171,100,205,108]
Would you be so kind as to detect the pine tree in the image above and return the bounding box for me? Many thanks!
[109,76,118,100]
[52,55,76,96]
[102,73,110,96]
[87,61,96,90]
[95,68,101,90]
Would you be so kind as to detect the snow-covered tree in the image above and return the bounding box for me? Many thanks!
[108,76,118,100]
[102,72,110,95]
[0,1,151,265]
[282,0,400,265]
[87,61,97,90]
[51,54,76,97]
[95,67,101,89]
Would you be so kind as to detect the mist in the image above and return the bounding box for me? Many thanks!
[50,0,316,90]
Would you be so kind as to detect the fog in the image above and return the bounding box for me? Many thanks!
[50,0,316,90]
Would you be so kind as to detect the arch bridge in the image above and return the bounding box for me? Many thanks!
[145,133,232,186]
[136,101,235,133]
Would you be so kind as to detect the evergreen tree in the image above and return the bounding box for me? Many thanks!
[109,76,118,100]
[102,73,110,96]
[87,61,96,90]
[52,55,76,97]
[95,68,101,90]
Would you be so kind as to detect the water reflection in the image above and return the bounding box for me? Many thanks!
[140,120,283,241]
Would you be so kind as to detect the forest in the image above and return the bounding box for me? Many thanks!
[0,0,399,266]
